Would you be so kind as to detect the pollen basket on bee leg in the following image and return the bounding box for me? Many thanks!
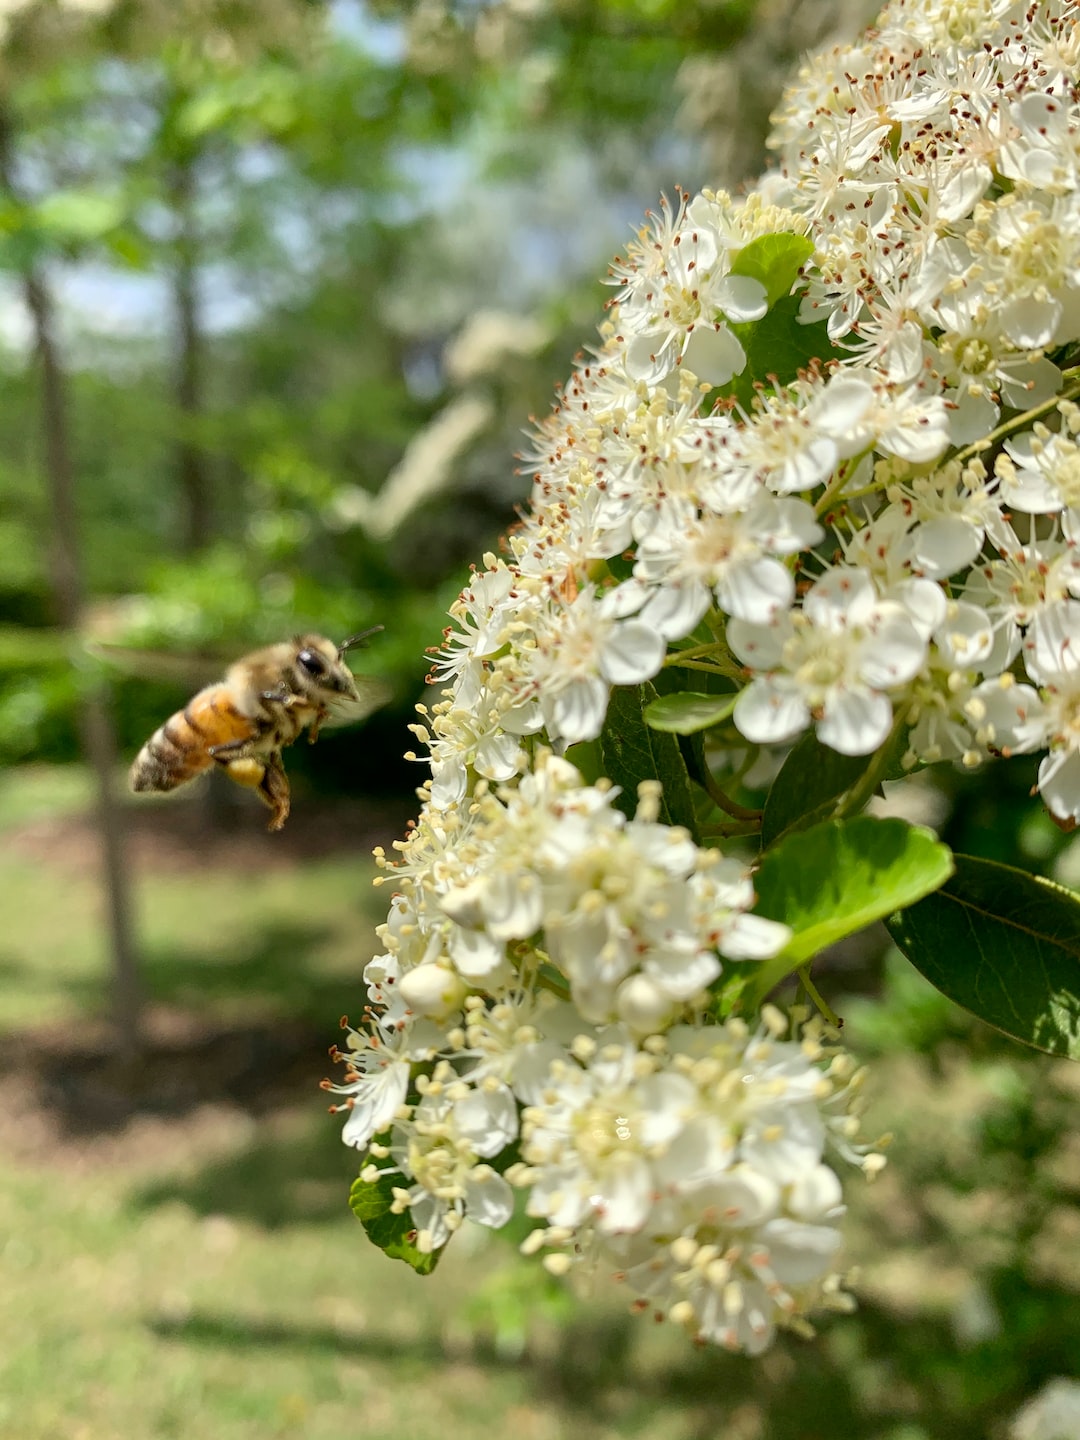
[225,758,267,789]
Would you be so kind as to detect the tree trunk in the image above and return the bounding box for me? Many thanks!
[22,266,144,1056]
[0,101,142,1053]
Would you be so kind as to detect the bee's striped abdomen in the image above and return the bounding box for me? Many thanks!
[129,685,257,794]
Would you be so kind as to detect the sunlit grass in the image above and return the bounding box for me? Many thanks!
[0,842,379,1033]
[2,765,1078,1440]
[0,766,700,1440]
[0,762,98,834]
[0,1156,600,1440]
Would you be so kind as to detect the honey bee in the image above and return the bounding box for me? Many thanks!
[129,629,385,831]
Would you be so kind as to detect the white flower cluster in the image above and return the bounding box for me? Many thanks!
[514,1011,876,1355]
[335,975,878,1352]
[391,754,790,1027]
[337,0,1080,1352]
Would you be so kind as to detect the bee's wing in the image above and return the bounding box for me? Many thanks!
[85,640,232,687]
[322,676,394,729]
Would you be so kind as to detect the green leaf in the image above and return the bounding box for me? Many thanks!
[718,297,841,412]
[749,817,954,999]
[644,690,736,734]
[761,728,906,848]
[564,737,604,785]
[710,962,756,1019]
[0,228,44,273]
[0,626,70,668]
[603,549,636,583]
[886,855,1080,1059]
[676,726,709,792]
[601,683,699,835]
[35,190,125,242]
[349,1163,441,1275]
[729,232,814,308]
[104,229,152,270]
[176,89,234,140]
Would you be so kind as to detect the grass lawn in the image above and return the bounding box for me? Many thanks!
[2,766,1078,1440]
[0,767,706,1440]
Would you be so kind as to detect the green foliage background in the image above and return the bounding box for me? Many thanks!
[0,0,789,771]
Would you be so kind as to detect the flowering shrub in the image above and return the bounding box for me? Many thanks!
[333,0,1080,1354]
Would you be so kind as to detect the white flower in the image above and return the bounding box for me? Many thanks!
[933,333,1061,447]
[338,0,1080,1354]
[968,672,1046,758]
[622,490,823,633]
[462,992,592,1102]
[998,422,1080,520]
[611,192,767,387]
[867,383,951,466]
[431,563,518,698]
[397,961,470,1020]
[732,375,875,496]
[730,570,926,754]
[387,1071,517,1252]
[432,753,789,1022]
[529,588,666,745]
[522,1035,691,1235]
[903,599,1017,769]
[902,461,1011,579]
[965,605,1080,823]
[985,191,1080,349]
[1017,603,1080,823]
[334,1021,413,1153]
[885,0,1021,52]
[963,529,1080,658]
[1011,1379,1080,1440]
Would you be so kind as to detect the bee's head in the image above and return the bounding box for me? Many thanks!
[292,634,362,701]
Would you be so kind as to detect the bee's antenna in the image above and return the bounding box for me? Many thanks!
[338,626,384,657]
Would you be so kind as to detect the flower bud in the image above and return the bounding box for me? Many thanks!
[615,973,676,1035]
[397,962,469,1019]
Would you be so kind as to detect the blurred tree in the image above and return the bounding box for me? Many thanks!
[0,6,145,1047]
[1,0,807,775]
[2,0,897,860]
[118,12,318,552]
[0,0,327,1043]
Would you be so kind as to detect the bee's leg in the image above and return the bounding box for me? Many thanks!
[208,742,289,830]
[261,687,313,748]
[308,704,331,744]
[257,753,291,832]
[261,686,299,709]
[208,736,255,760]
[207,743,289,835]
[208,738,266,794]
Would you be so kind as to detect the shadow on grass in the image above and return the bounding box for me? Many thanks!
[139,921,351,1023]
[132,1112,355,1227]
[146,1294,1048,1440]
[51,915,367,1027]
[148,1310,449,1360]
[0,918,371,1140]
[0,1007,332,1133]
[138,1177,1072,1435]
[0,951,38,985]
[147,1305,655,1426]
